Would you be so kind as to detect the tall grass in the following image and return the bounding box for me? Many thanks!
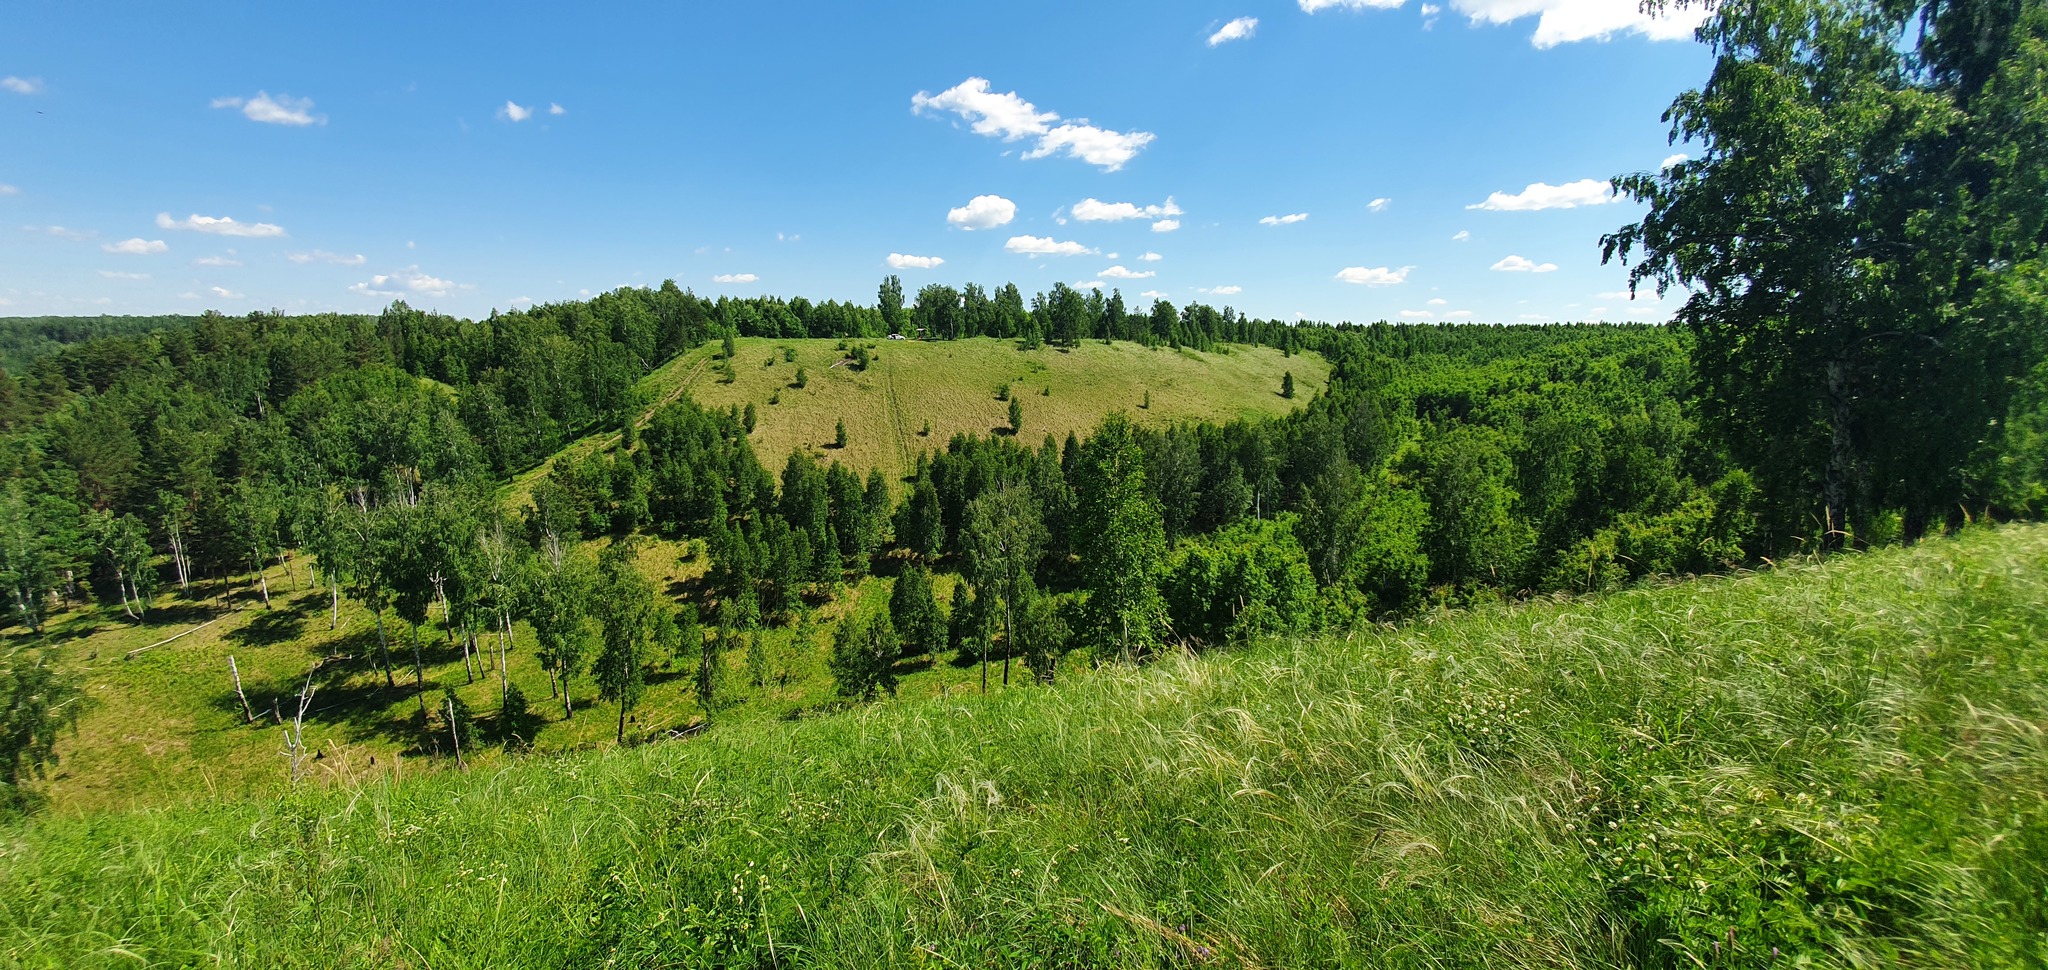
[3,525,2044,968]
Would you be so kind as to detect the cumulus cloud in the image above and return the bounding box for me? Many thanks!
[193,254,242,267]
[1208,16,1259,45]
[1336,265,1412,286]
[1490,254,1559,272]
[157,212,286,237]
[1072,197,1182,222]
[1151,219,1180,233]
[1428,298,1448,306]
[287,250,366,266]
[1452,229,1471,241]
[350,266,465,297]
[887,253,945,269]
[1301,0,1406,11]
[211,92,324,126]
[103,238,167,255]
[1138,252,1163,262]
[98,270,150,280]
[1099,265,1155,280]
[2,76,43,95]
[1466,178,1616,211]
[549,103,566,116]
[912,77,1155,171]
[1260,212,1310,226]
[500,100,533,122]
[1367,198,1391,212]
[710,273,759,284]
[1075,280,1105,291]
[0,184,17,196]
[947,194,1017,230]
[210,286,245,299]
[1661,152,1690,170]
[1207,285,1243,295]
[1448,0,1710,47]
[1005,235,1096,257]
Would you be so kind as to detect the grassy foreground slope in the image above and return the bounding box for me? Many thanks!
[6,526,2046,968]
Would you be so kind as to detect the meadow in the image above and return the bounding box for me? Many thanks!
[5,524,2042,968]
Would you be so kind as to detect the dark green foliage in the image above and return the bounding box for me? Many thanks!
[794,366,808,389]
[1281,371,1295,399]
[1008,397,1023,434]
[828,612,898,702]
[833,419,846,450]
[1163,516,1318,647]
[1,646,83,814]
[742,402,756,433]
[888,565,944,657]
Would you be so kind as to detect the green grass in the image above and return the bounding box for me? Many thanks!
[6,525,2045,968]
[502,337,1324,511]
[15,548,1004,817]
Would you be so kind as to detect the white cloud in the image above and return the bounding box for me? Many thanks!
[1005,235,1096,257]
[1075,280,1105,291]
[349,266,465,297]
[1490,254,1559,272]
[1467,178,1616,211]
[1208,16,1259,45]
[1099,265,1155,280]
[1024,124,1156,171]
[1152,219,1180,233]
[947,194,1017,230]
[912,77,1155,171]
[1138,252,1163,262]
[887,253,945,270]
[1448,0,1710,47]
[1661,152,1690,170]
[2,76,42,95]
[157,212,286,238]
[1518,313,1547,320]
[1259,212,1310,226]
[500,100,533,122]
[193,255,242,267]
[510,296,535,307]
[287,249,366,266]
[103,238,167,255]
[549,103,566,116]
[1207,285,1243,295]
[710,273,760,284]
[97,270,150,280]
[1427,298,1448,306]
[211,92,324,126]
[1301,0,1407,10]
[1451,229,1471,241]
[1139,290,1167,299]
[1072,197,1182,222]
[1367,197,1391,212]
[1336,265,1413,286]
[0,184,16,196]
[26,225,94,241]
[210,286,245,299]
[1106,252,1119,259]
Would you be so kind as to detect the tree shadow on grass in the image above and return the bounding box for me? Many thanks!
[227,609,306,649]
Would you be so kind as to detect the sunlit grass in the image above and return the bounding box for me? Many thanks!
[4,525,2044,968]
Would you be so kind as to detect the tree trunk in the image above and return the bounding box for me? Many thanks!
[411,623,430,720]
[280,551,299,591]
[1002,599,1013,688]
[329,574,340,631]
[561,671,574,719]
[1823,357,1857,552]
[447,695,467,771]
[498,611,514,707]
[115,568,136,620]
[373,607,396,688]
[229,655,254,724]
[256,557,272,609]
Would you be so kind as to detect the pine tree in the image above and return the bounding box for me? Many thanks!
[1281,371,1295,399]
[1008,397,1024,435]
[833,419,847,449]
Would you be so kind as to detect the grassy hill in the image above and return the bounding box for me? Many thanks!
[515,337,1327,505]
[6,525,2044,968]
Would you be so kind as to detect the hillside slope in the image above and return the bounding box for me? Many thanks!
[6,526,2045,968]
[537,337,1327,494]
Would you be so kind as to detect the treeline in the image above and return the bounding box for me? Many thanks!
[0,315,202,374]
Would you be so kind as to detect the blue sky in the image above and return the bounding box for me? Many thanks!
[0,0,1712,324]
